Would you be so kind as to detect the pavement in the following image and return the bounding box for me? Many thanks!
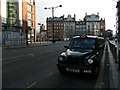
[3,41,68,49]
[109,40,120,49]
[2,41,54,49]
[107,41,120,89]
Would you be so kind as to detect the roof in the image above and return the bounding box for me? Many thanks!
[73,35,98,39]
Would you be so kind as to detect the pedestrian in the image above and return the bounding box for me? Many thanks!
[2,38,6,46]
[115,38,117,43]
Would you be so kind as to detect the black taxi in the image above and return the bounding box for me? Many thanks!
[57,35,105,75]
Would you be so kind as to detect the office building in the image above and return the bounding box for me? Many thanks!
[1,0,36,47]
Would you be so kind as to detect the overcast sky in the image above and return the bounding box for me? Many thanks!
[36,0,117,34]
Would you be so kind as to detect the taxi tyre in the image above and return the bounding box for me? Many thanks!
[57,66,66,74]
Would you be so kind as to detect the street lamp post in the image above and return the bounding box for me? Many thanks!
[44,5,62,44]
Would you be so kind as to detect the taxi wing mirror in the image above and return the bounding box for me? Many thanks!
[64,46,69,49]
[99,45,104,50]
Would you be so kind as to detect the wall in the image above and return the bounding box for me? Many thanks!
[22,0,36,43]
[1,0,7,23]
[19,0,22,26]
[0,0,1,32]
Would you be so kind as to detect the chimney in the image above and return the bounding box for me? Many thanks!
[97,12,99,16]
[74,14,76,20]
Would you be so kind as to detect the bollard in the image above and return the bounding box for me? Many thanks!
[115,45,117,63]
[118,48,120,71]
[111,43,116,59]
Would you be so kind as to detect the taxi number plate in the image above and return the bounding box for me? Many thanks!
[66,68,80,73]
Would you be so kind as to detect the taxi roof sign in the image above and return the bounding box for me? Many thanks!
[80,35,87,38]
[73,35,98,39]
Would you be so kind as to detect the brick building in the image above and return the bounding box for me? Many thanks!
[22,0,36,43]
[100,18,106,36]
[46,16,64,41]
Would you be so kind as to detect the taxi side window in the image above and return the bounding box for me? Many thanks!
[95,39,100,48]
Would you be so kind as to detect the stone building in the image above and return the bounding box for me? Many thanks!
[46,13,105,41]
[64,14,76,39]
[84,13,101,36]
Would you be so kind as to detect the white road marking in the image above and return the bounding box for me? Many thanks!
[2,53,34,60]
[26,82,37,88]
[46,72,53,77]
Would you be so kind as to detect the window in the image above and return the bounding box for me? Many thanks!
[69,38,95,49]
[28,5,32,12]
[28,21,32,26]
[28,13,32,19]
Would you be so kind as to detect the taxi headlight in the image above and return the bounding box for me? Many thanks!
[58,56,64,61]
[88,59,93,64]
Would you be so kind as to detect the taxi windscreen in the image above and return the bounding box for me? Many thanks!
[68,38,96,49]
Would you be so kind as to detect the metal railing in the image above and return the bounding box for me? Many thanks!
[2,31,27,48]
[108,40,120,70]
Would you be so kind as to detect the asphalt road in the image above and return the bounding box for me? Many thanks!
[2,41,110,89]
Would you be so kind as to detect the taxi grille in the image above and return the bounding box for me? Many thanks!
[66,56,82,65]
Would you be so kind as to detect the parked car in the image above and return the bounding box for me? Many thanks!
[57,35,105,76]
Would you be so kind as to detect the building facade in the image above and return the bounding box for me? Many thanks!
[64,14,76,39]
[116,0,120,42]
[46,13,105,41]
[100,18,106,36]
[104,29,113,40]
[36,24,46,42]
[22,0,36,43]
[40,24,47,41]
[7,1,22,31]
[1,0,36,47]
[0,0,2,46]
[75,20,86,35]
[0,0,1,32]
[46,16,64,41]
[84,13,101,36]
[1,0,26,47]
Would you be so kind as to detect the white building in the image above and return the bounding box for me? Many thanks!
[64,14,76,39]
[84,13,100,36]
[1,0,7,25]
